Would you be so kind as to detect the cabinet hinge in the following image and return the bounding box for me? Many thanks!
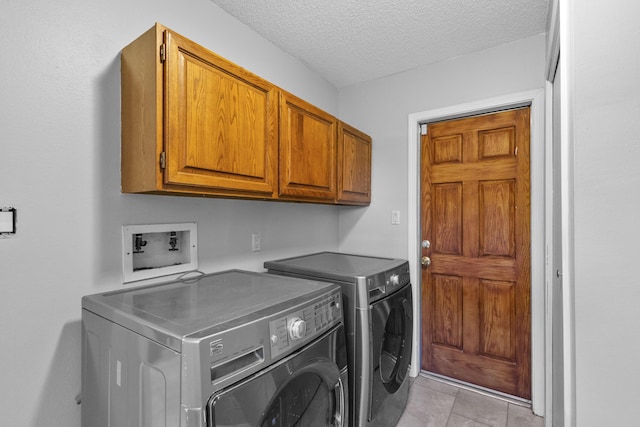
[420,124,428,135]
[159,43,166,63]
[160,152,166,169]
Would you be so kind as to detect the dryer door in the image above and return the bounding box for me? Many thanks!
[207,327,346,427]
[369,283,413,421]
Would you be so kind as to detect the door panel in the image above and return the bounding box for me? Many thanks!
[279,91,337,201]
[432,274,463,349]
[421,108,531,399]
[164,30,278,194]
[479,279,516,361]
[337,121,372,204]
[479,180,515,257]
[433,183,463,254]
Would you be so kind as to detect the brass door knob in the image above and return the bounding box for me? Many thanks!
[421,256,431,267]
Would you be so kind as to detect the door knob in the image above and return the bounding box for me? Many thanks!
[421,256,431,267]
[421,239,431,249]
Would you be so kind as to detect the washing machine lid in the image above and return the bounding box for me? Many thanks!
[82,270,336,351]
[264,251,407,283]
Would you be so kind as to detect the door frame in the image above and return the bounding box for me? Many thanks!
[407,88,545,415]
[544,0,577,424]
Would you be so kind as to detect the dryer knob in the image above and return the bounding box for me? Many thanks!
[288,317,306,340]
[389,274,400,286]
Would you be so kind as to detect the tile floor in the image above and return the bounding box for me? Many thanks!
[396,375,544,427]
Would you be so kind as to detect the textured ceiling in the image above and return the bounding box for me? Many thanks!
[210,0,550,88]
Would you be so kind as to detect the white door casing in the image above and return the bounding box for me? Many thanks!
[407,88,545,415]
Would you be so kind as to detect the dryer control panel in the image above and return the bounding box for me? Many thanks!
[385,265,410,290]
[367,262,411,303]
[269,291,342,357]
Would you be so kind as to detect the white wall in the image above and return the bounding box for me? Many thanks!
[570,0,640,425]
[336,34,548,412]
[337,34,547,258]
[0,1,341,426]
[0,2,553,426]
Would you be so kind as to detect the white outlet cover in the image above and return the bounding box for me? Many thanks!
[252,233,261,251]
[0,210,15,233]
[122,222,198,283]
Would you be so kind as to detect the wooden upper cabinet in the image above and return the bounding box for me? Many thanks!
[121,23,278,198]
[279,91,337,203]
[121,23,371,205]
[337,121,371,205]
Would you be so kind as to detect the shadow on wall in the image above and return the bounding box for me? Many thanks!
[94,53,122,285]
[30,320,82,427]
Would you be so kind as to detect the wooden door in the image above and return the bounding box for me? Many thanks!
[163,28,278,195]
[279,90,337,202]
[420,107,531,399]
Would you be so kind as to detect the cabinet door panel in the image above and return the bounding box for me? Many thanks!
[279,91,337,202]
[164,30,277,195]
[337,122,371,205]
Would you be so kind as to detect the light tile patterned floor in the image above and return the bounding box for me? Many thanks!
[396,375,544,427]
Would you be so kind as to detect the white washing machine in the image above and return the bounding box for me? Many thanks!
[265,252,413,427]
[81,270,348,427]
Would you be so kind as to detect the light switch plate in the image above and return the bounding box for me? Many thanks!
[122,222,197,283]
[391,210,401,225]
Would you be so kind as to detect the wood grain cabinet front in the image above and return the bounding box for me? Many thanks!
[337,121,372,205]
[278,93,372,205]
[121,23,371,205]
[121,23,278,198]
[279,90,337,203]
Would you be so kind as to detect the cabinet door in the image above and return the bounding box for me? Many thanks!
[163,29,278,196]
[337,122,371,205]
[279,91,337,202]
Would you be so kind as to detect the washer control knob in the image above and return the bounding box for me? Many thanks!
[288,317,306,340]
[389,274,400,286]
[270,335,278,345]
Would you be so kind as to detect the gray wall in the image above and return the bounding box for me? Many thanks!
[337,35,546,258]
[571,0,640,425]
[336,32,548,412]
[1,0,571,426]
[0,1,340,426]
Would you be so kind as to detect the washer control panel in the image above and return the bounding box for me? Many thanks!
[269,290,341,357]
[287,316,307,340]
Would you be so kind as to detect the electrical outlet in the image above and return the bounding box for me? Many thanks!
[252,233,261,252]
